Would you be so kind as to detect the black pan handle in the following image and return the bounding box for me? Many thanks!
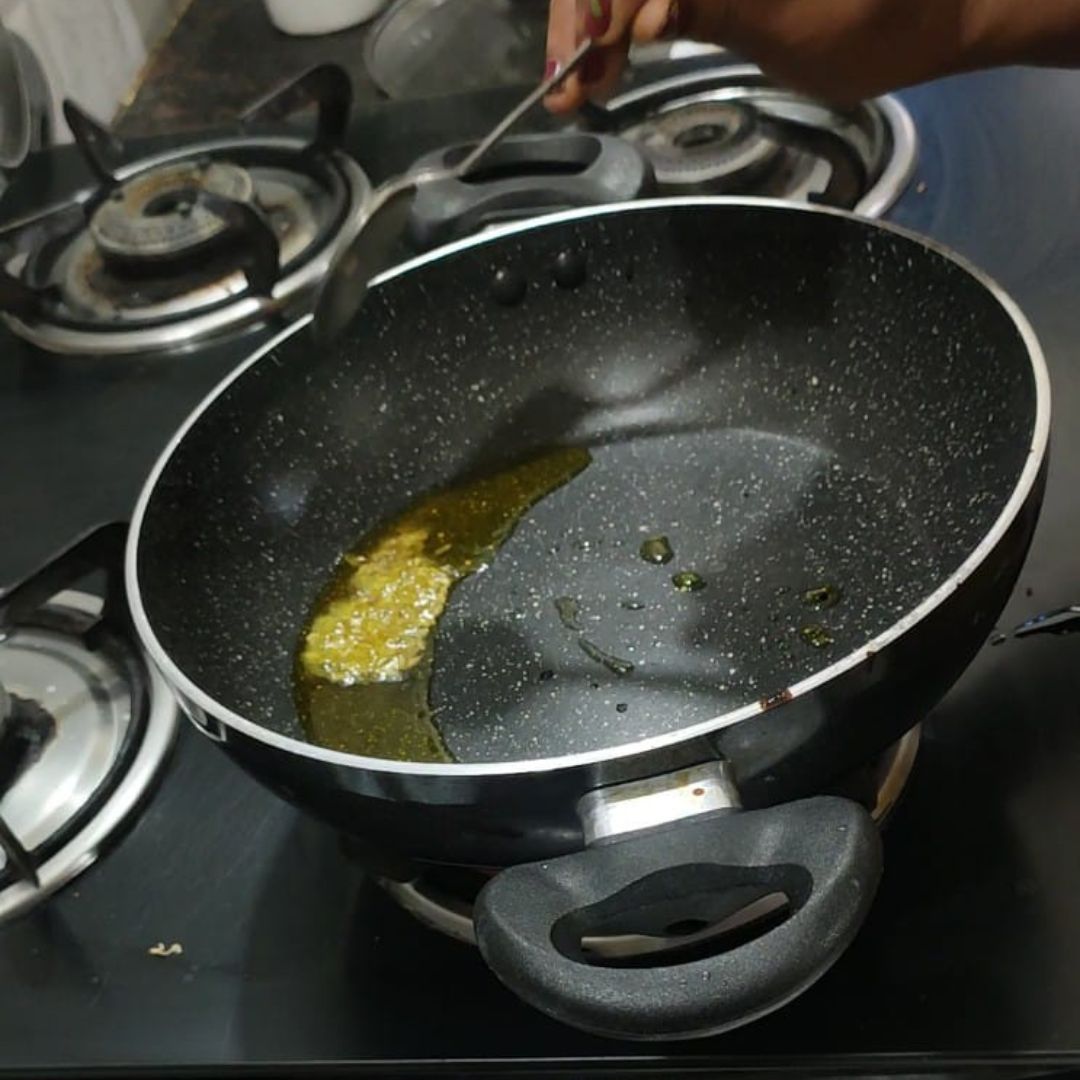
[404,133,654,251]
[474,796,881,1040]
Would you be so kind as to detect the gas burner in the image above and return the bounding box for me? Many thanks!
[0,65,369,355]
[88,161,255,260]
[591,66,918,216]
[0,525,177,921]
[379,727,921,948]
[623,100,780,190]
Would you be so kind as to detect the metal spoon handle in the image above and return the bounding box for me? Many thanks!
[313,39,594,343]
[454,39,594,178]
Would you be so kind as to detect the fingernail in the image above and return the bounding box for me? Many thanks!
[581,50,606,85]
[585,0,611,39]
[543,57,559,80]
[659,0,681,39]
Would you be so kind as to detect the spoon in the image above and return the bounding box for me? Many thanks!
[313,39,594,343]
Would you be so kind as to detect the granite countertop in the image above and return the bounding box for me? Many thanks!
[114,0,388,138]
[110,0,678,147]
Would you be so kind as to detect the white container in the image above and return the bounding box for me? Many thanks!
[263,0,389,36]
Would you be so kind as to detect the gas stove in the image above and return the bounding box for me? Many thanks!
[2,56,1080,1077]
[588,66,916,213]
[0,526,177,921]
[0,66,368,355]
[403,66,917,250]
[0,61,917,357]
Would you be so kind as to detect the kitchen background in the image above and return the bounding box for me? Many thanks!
[0,0,186,141]
[0,0,709,150]
[3,0,1080,1075]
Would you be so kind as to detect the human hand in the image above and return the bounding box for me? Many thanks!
[544,0,1080,111]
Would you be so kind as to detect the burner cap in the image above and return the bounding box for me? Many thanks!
[600,67,918,214]
[620,101,781,190]
[0,67,372,354]
[89,160,255,261]
[1,136,370,355]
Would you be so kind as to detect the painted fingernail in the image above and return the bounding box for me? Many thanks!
[543,57,559,80]
[581,50,606,85]
[659,0,681,39]
[585,0,611,38]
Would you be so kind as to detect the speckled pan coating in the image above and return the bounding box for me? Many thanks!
[132,202,1041,768]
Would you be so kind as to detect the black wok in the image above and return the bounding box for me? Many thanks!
[127,199,1049,1040]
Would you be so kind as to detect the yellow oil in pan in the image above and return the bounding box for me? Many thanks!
[296,446,591,762]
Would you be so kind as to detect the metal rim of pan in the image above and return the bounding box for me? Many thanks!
[124,197,1053,778]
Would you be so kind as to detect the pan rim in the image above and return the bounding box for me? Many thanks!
[125,196,1052,778]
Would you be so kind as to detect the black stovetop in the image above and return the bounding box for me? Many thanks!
[3,64,1080,1077]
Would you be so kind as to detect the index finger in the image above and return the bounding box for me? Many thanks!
[544,0,580,112]
[544,0,647,113]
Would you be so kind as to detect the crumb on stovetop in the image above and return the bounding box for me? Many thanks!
[147,942,184,957]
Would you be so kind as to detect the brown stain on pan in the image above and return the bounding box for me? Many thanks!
[759,688,794,712]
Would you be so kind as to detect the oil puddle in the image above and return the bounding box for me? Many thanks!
[295,446,591,761]
[639,535,674,565]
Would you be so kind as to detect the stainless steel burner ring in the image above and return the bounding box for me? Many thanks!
[89,161,254,260]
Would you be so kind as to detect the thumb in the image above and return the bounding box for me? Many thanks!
[642,0,741,44]
[630,0,686,42]
[580,0,650,44]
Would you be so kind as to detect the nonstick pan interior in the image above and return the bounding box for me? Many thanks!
[134,203,1040,763]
